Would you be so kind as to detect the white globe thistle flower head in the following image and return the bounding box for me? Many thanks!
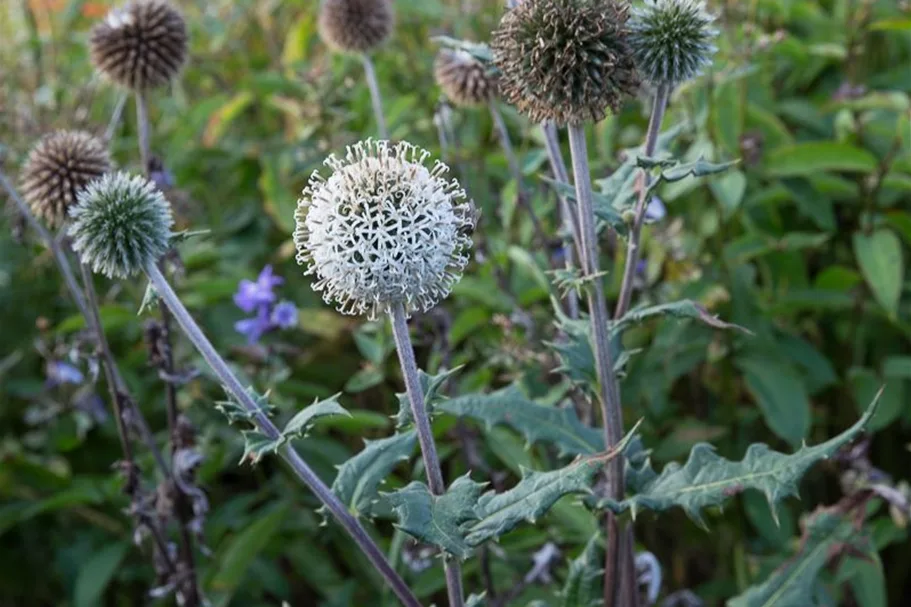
[294,139,475,320]
[68,172,174,279]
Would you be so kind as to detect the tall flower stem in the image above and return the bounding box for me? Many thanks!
[361,54,389,140]
[390,303,465,607]
[1,171,89,319]
[135,92,152,172]
[105,92,129,141]
[566,124,633,607]
[541,121,581,319]
[614,83,671,319]
[144,264,421,607]
[489,101,546,247]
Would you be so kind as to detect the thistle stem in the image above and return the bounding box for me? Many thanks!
[566,124,631,607]
[390,303,465,607]
[136,91,151,172]
[361,54,389,140]
[541,121,581,319]
[105,92,129,142]
[144,264,421,607]
[614,83,671,319]
[0,170,89,319]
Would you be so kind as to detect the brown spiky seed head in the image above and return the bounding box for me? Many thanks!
[434,49,498,107]
[491,0,640,126]
[19,131,112,227]
[90,0,188,91]
[318,0,394,54]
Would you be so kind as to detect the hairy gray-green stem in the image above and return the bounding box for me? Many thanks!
[144,264,421,607]
[136,91,151,171]
[105,92,129,141]
[362,54,390,140]
[390,302,465,607]
[614,83,671,319]
[567,124,634,607]
[1,170,89,318]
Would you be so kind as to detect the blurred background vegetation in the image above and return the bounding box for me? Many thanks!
[1,0,909,605]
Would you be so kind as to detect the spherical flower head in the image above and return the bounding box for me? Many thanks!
[19,131,111,227]
[318,0,394,54]
[491,0,640,126]
[90,0,188,91]
[294,139,475,320]
[629,0,717,86]
[68,172,173,279]
[434,48,497,107]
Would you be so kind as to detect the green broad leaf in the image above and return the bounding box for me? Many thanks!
[395,367,461,429]
[385,475,486,559]
[644,156,739,182]
[853,229,903,317]
[331,431,418,518]
[73,542,129,607]
[282,394,349,438]
[542,177,628,236]
[209,503,289,605]
[765,142,877,177]
[780,178,836,232]
[560,536,603,607]
[594,155,639,212]
[344,367,385,393]
[737,355,811,446]
[727,506,872,607]
[710,169,747,218]
[615,300,751,334]
[598,397,879,527]
[439,384,604,456]
[388,434,632,557]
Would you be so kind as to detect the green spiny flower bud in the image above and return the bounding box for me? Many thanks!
[68,172,173,278]
[19,131,111,228]
[90,0,188,91]
[629,0,717,86]
[491,0,640,126]
[318,0,394,54]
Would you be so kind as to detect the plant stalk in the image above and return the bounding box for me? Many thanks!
[136,91,151,172]
[566,124,631,607]
[614,84,671,319]
[144,264,422,607]
[1,171,89,319]
[105,92,129,142]
[390,303,465,607]
[361,54,390,140]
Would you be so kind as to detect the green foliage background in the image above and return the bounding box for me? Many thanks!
[1,0,909,605]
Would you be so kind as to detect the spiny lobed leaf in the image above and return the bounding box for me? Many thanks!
[241,395,350,464]
[387,429,635,558]
[394,366,461,429]
[439,384,604,456]
[560,536,604,607]
[727,506,872,607]
[331,431,417,518]
[598,396,880,526]
[615,300,751,335]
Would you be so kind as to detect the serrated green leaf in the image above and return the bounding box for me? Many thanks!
[560,536,604,607]
[642,156,739,182]
[215,386,276,424]
[239,395,348,464]
[395,366,462,429]
[543,177,628,236]
[282,394,349,437]
[727,507,871,607]
[439,384,604,456]
[385,475,486,559]
[332,431,418,518]
[615,300,751,334]
[599,396,880,527]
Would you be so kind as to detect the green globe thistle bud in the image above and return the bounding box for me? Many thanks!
[629,0,717,86]
[68,172,173,279]
[318,0,394,54]
[491,0,640,126]
[434,48,497,107]
[90,0,188,91]
[19,131,111,228]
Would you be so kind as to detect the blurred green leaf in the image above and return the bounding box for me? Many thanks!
[853,229,903,317]
[737,354,811,446]
[765,142,877,177]
[73,542,129,607]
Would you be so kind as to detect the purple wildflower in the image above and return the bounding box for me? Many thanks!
[235,307,271,344]
[47,361,84,386]
[233,265,283,313]
[271,301,298,329]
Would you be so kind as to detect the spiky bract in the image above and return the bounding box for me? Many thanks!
[434,49,497,107]
[318,0,394,54]
[491,0,639,126]
[294,140,475,320]
[68,172,173,279]
[90,0,188,91]
[629,0,717,85]
[19,131,112,227]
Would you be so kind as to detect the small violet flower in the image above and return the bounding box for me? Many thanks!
[46,360,84,388]
[233,266,297,343]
